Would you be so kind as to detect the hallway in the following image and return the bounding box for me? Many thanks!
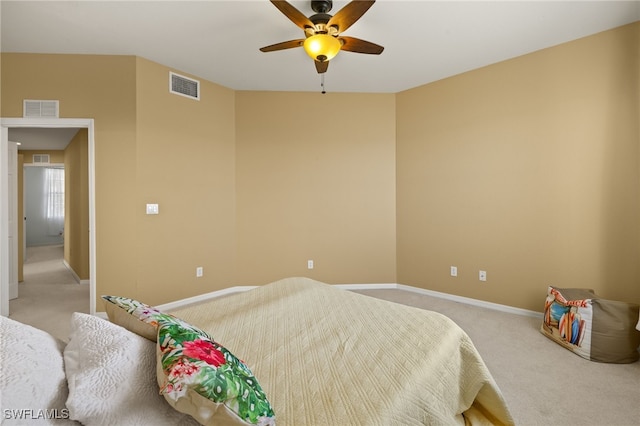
[8,245,89,341]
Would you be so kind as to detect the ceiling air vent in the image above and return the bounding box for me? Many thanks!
[23,100,59,118]
[170,72,200,100]
[33,154,50,164]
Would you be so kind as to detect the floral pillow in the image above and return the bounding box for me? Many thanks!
[102,295,176,341]
[156,316,275,426]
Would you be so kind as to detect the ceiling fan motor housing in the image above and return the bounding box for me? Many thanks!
[311,0,332,14]
[310,13,332,27]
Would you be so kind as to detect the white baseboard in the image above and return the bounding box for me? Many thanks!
[63,260,89,285]
[95,286,257,316]
[339,282,542,318]
[335,283,397,291]
[395,284,543,319]
[155,286,258,312]
[96,281,542,319]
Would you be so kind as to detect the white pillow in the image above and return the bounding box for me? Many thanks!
[63,312,199,426]
[0,316,70,425]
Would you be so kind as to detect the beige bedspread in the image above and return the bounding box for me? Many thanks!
[170,277,514,425]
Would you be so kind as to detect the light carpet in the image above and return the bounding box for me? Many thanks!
[353,288,640,426]
[8,245,89,341]
[7,255,639,425]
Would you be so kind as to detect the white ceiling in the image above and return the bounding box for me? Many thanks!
[7,1,637,149]
[8,128,81,151]
[2,0,638,96]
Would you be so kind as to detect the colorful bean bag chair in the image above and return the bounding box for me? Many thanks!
[541,286,640,364]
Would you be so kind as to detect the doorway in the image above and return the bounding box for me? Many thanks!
[24,165,65,248]
[1,118,96,316]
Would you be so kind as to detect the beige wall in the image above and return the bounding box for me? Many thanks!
[2,54,237,307]
[3,54,140,307]
[235,92,397,285]
[21,150,65,164]
[134,57,236,304]
[64,129,89,280]
[396,23,639,311]
[2,23,637,312]
[2,54,238,306]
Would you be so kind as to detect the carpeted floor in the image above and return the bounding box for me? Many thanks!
[353,288,640,426]
[8,245,90,342]
[6,255,639,425]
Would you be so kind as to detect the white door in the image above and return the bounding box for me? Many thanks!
[1,127,8,315]
[8,141,18,299]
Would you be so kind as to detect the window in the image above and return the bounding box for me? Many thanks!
[45,167,65,236]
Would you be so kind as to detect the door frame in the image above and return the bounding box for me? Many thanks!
[8,141,18,300]
[1,118,96,315]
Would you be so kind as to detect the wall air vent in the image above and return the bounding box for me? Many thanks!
[170,72,200,100]
[33,154,50,164]
[23,100,59,118]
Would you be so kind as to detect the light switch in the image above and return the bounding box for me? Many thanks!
[146,204,159,215]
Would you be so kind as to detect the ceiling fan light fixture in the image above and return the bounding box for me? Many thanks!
[303,34,341,62]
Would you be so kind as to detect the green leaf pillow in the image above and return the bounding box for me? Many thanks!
[156,316,275,426]
[102,295,177,341]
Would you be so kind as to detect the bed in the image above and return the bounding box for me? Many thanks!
[1,277,514,425]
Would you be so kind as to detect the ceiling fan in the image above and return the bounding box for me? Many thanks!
[259,0,384,74]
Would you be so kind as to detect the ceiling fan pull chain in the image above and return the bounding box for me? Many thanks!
[321,73,326,94]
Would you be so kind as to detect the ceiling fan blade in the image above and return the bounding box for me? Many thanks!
[339,36,384,54]
[260,39,305,52]
[269,0,314,30]
[327,0,375,33]
[315,60,329,74]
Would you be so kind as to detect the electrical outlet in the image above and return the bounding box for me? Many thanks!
[450,266,457,277]
[307,260,314,269]
[196,267,203,278]
[479,270,487,282]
